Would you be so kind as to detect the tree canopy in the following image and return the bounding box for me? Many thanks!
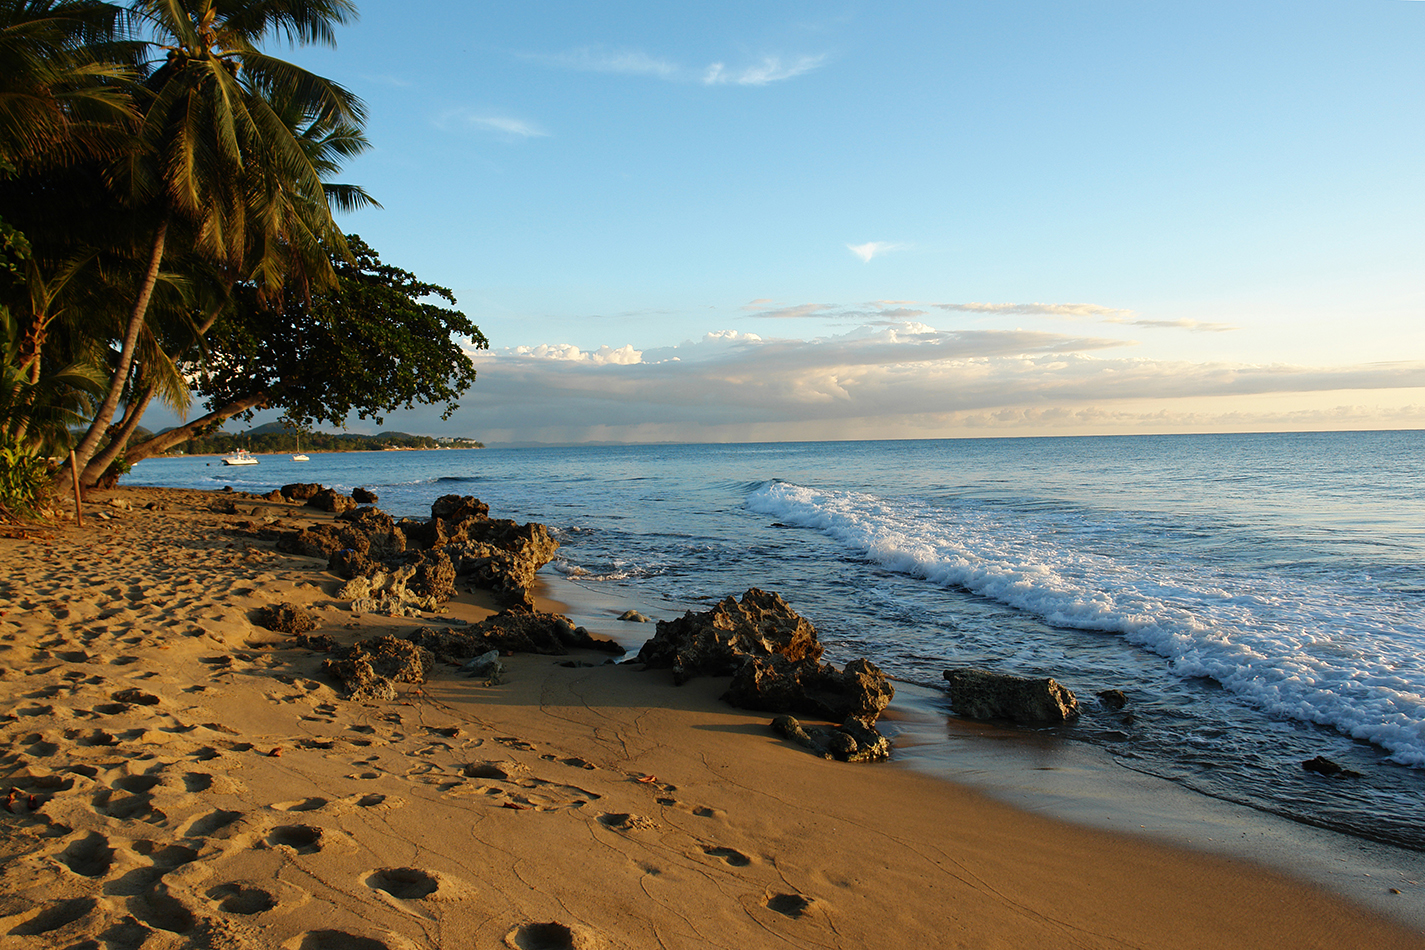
[0,2,492,515]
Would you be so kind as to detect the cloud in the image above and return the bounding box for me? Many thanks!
[521,47,677,78]
[419,320,1425,443]
[934,301,1133,318]
[741,300,929,324]
[703,54,828,85]
[435,109,548,139]
[525,47,827,87]
[934,302,1238,332]
[847,241,905,263]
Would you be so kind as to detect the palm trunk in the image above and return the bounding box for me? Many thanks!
[79,299,227,487]
[61,217,168,484]
[122,390,271,466]
[81,381,156,486]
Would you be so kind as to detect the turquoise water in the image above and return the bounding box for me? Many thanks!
[129,430,1425,850]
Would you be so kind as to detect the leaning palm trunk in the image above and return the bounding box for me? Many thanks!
[81,380,155,486]
[60,217,167,484]
[122,389,271,465]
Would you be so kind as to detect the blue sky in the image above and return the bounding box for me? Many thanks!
[216,0,1425,443]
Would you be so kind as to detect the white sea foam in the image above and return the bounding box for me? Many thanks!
[748,481,1425,767]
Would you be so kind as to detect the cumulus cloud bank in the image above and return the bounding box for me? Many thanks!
[424,321,1425,444]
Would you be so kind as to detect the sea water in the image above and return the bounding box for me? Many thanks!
[129,431,1425,854]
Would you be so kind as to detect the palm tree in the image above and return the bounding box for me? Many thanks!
[64,0,366,483]
[0,0,139,174]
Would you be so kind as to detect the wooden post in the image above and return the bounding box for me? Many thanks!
[69,449,83,527]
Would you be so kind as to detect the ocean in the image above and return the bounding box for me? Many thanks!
[127,431,1425,857]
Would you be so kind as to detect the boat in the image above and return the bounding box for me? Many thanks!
[292,432,309,462]
[221,449,258,466]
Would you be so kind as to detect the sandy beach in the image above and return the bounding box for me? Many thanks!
[1,486,1421,950]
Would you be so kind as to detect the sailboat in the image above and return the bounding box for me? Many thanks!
[292,432,309,462]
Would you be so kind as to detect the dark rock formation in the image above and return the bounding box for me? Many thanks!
[293,633,336,653]
[637,589,893,733]
[352,487,379,504]
[771,715,890,763]
[328,547,379,581]
[321,636,434,702]
[1097,689,1128,710]
[635,588,824,683]
[725,655,893,722]
[406,549,456,606]
[280,483,323,501]
[409,611,625,661]
[307,488,357,514]
[1302,756,1363,778]
[254,603,317,635]
[430,494,489,520]
[336,508,406,558]
[942,668,1080,722]
[275,523,370,560]
[619,610,650,623]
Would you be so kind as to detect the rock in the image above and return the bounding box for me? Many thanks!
[254,602,317,635]
[336,507,406,558]
[328,548,379,580]
[293,633,336,653]
[769,714,891,763]
[409,611,626,660]
[321,636,434,702]
[1097,689,1128,710]
[307,488,357,514]
[619,610,651,623]
[462,649,504,683]
[635,588,824,684]
[275,524,370,560]
[280,482,324,501]
[1302,756,1362,778]
[942,668,1079,722]
[724,654,893,722]
[430,494,489,521]
[262,489,286,502]
[352,487,379,504]
[407,549,456,606]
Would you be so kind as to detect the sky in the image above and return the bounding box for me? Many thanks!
[201,1,1425,444]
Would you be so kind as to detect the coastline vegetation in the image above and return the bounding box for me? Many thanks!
[0,1,484,519]
[162,426,483,457]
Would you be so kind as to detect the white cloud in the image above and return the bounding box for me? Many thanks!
[934,301,1238,332]
[422,321,1425,444]
[523,47,677,78]
[511,343,643,365]
[703,54,828,86]
[436,109,548,139]
[526,47,827,87]
[934,301,1132,317]
[847,241,904,262]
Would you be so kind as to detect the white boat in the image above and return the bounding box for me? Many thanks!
[292,433,309,462]
[221,449,258,466]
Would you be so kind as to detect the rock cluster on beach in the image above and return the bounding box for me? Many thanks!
[636,588,895,761]
[942,667,1081,722]
[270,489,556,615]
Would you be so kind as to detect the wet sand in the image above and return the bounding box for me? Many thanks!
[0,486,1420,949]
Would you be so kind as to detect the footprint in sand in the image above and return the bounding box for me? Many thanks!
[765,893,811,919]
[702,846,751,867]
[266,824,323,854]
[504,921,599,950]
[272,797,327,813]
[58,830,115,877]
[207,883,276,915]
[8,896,97,937]
[366,867,439,900]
